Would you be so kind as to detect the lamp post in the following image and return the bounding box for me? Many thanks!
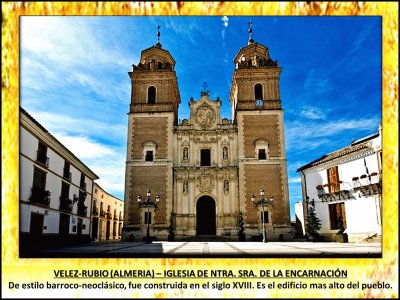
[251,188,274,243]
[137,190,160,244]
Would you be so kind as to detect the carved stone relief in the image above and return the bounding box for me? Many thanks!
[197,172,215,193]
[195,105,216,129]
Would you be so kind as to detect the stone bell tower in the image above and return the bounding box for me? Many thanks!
[122,26,180,241]
[230,21,292,240]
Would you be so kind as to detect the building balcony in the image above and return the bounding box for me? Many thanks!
[352,172,382,196]
[316,182,351,202]
[92,206,99,216]
[114,213,118,220]
[119,214,123,221]
[30,186,51,206]
[36,151,49,167]
[100,210,106,218]
[107,212,113,219]
[77,203,88,217]
[59,197,73,212]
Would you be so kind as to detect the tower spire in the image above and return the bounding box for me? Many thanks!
[247,19,254,45]
[156,25,162,48]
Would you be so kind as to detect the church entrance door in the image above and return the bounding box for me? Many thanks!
[196,196,216,235]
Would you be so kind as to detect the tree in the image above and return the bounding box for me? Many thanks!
[167,212,175,241]
[238,211,246,241]
[305,206,322,241]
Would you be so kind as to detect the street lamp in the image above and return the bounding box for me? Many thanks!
[251,188,274,243]
[137,190,160,244]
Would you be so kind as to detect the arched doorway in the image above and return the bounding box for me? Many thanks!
[196,196,216,235]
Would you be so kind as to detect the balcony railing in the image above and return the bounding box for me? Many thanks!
[119,214,123,221]
[100,209,106,218]
[92,206,99,216]
[107,212,113,219]
[114,213,118,220]
[59,197,73,212]
[316,181,351,202]
[36,151,49,167]
[316,173,381,201]
[30,186,51,206]
[353,172,382,196]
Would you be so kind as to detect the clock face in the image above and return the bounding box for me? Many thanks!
[255,99,264,107]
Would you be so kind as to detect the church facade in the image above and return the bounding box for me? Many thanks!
[122,29,291,241]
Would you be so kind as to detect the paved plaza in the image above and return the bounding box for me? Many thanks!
[29,240,381,258]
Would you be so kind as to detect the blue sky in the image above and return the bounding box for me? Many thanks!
[20,16,382,221]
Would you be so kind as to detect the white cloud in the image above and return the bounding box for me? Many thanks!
[221,16,229,28]
[21,17,129,70]
[53,132,126,199]
[289,177,302,184]
[285,117,380,153]
[53,134,116,159]
[27,110,127,144]
[304,69,331,95]
[286,118,379,140]
[221,16,229,41]
[299,106,327,120]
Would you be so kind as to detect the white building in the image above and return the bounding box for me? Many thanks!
[19,107,99,254]
[294,201,305,237]
[297,126,382,242]
[91,183,124,241]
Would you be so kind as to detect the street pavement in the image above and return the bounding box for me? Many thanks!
[31,240,381,258]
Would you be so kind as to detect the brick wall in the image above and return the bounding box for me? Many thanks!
[243,164,286,224]
[243,115,280,158]
[129,165,168,224]
[131,117,168,159]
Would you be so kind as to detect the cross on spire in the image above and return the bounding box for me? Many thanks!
[156,25,162,48]
[247,19,254,44]
[201,81,209,96]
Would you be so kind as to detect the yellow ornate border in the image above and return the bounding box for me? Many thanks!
[2,2,398,298]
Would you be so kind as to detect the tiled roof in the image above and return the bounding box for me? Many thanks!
[296,133,379,172]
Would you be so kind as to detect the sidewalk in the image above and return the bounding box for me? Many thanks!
[30,241,382,258]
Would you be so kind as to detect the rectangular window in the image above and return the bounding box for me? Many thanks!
[329,202,347,230]
[258,149,266,160]
[327,166,340,192]
[144,212,152,224]
[61,182,69,199]
[200,149,211,166]
[33,168,46,189]
[63,161,71,180]
[145,151,154,161]
[80,174,86,190]
[261,211,269,224]
[36,141,48,166]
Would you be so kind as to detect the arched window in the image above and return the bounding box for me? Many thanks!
[157,61,163,69]
[247,59,252,66]
[254,83,263,100]
[148,86,156,104]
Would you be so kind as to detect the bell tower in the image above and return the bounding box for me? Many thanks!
[123,26,180,241]
[230,21,292,240]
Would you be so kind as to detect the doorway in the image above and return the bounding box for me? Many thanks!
[30,212,44,238]
[196,196,216,235]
